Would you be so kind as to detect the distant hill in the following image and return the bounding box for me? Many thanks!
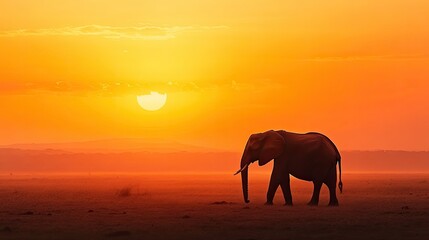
[0,148,428,173]
[0,148,240,173]
[0,138,217,153]
[340,150,429,172]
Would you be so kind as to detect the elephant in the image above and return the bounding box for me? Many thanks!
[234,130,343,206]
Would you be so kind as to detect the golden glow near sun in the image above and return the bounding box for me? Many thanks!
[136,92,167,111]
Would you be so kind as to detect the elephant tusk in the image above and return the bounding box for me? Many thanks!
[233,163,249,176]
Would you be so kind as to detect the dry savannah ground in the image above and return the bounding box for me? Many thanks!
[0,173,428,240]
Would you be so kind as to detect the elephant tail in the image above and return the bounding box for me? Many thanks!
[337,154,343,193]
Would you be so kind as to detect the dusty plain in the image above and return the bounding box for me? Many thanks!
[0,173,428,240]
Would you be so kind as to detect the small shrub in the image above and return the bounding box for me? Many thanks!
[117,187,132,197]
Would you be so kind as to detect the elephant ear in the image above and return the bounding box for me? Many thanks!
[257,130,285,166]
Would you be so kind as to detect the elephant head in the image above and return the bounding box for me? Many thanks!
[234,130,286,203]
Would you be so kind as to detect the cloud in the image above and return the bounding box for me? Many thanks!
[0,80,220,95]
[296,54,429,62]
[0,78,261,96]
[0,24,228,40]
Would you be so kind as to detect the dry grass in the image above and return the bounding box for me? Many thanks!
[0,173,428,240]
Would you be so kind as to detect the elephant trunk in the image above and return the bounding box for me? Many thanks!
[241,167,250,203]
[240,153,251,203]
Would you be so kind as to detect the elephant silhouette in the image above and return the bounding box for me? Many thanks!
[235,130,342,206]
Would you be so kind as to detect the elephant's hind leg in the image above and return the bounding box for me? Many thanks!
[325,166,339,206]
[308,181,322,206]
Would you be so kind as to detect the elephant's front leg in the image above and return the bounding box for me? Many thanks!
[280,174,293,206]
[266,167,281,205]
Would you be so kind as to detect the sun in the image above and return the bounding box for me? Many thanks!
[136,92,167,111]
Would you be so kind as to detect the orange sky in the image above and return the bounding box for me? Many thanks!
[1,0,429,151]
